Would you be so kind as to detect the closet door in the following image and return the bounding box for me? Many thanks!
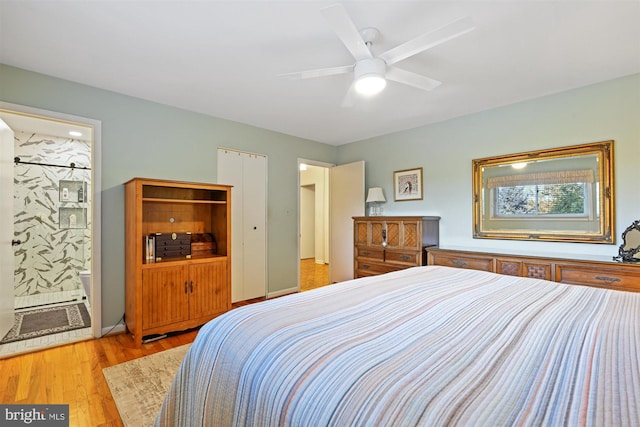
[217,149,267,302]
[242,154,267,300]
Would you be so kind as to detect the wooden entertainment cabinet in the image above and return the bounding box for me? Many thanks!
[427,247,640,293]
[124,178,232,346]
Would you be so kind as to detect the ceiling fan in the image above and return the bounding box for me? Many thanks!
[281,4,475,98]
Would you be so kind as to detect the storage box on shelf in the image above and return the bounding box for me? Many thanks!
[353,216,440,278]
[124,178,232,346]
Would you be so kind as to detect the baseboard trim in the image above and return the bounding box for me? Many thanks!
[267,287,298,299]
[101,324,126,337]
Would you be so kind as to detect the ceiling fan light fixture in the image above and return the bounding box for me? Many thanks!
[354,58,386,96]
[355,75,386,96]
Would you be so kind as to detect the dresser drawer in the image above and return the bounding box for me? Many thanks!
[355,247,384,261]
[555,264,640,292]
[385,250,421,266]
[429,252,493,272]
[355,260,403,277]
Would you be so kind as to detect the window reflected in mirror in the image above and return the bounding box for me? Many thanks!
[473,141,614,243]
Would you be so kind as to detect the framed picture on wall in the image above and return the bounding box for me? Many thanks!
[393,167,423,201]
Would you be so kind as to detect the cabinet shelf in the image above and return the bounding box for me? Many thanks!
[142,197,227,204]
[142,254,227,268]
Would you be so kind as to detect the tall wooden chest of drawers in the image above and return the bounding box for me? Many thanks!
[353,216,440,278]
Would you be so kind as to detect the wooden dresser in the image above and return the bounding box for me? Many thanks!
[353,216,440,278]
[427,247,640,293]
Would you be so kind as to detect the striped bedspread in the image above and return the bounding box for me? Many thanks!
[155,266,640,426]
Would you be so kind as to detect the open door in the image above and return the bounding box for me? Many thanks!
[329,161,365,283]
[0,120,15,338]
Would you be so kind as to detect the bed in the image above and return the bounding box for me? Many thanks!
[155,266,640,426]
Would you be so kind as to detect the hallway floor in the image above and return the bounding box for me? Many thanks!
[300,258,330,292]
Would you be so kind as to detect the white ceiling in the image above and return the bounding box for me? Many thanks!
[1,1,639,146]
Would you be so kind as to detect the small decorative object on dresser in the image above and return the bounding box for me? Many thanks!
[614,219,640,262]
[353,216,439,278]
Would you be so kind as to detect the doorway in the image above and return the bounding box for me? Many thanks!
[0,103,101,356]
[299,163,330,291]
[298,159,365,291]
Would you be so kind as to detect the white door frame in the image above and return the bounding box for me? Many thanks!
[0,102,103,338]
[0,120,15,338]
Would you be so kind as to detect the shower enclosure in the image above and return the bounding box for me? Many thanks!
[13,129,91,309]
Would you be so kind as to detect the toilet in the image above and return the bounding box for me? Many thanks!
[79,270,91,300]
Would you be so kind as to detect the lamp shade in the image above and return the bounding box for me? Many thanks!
[366,187,386,203]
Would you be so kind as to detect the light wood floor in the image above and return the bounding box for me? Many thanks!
[0,327,199,426]
[300,258,330,292]
[0,297,268,426]
[0,264,328,426]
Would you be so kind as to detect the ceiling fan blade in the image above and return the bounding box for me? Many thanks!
[279,65,353,80]
[341,83,357,108]
[380,16,475,66]
[386,67,442,91]
[320,4,372,61]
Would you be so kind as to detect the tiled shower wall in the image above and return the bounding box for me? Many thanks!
[13,130,91,298]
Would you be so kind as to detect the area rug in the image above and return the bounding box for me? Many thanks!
[102,344,191,427]
[0,302,91,344]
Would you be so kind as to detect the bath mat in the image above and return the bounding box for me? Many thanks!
[0,303,91,344]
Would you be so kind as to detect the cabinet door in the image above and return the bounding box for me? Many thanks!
[384,220,401,247]
[369,220,386,247]
[399,220,421,250]
[142,265,189,330]
[383,219,421,250]
[189,259,229,319]
[354,221,369,246]
[496,259,522,276]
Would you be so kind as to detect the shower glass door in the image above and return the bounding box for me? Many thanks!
[13,130,91,309]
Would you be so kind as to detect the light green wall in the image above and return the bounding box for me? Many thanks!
[0,64,337,327]
[3,63,638,327]
[338,73,640,259]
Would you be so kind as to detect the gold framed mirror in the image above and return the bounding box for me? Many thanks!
[472,141,614,243]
